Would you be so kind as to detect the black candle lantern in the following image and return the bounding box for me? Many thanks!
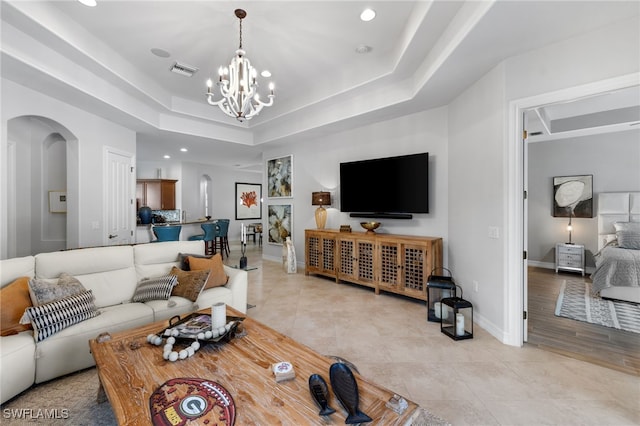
[426,268,456,322]
[440,297,473,340]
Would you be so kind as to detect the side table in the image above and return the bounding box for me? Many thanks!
[555,243,585,276]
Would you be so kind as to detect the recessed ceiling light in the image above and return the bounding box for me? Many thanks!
[360,8,376,22]
[180,148,188,152]
[151,48,171,58]
[163,155,171,159]
[78,0,97,6]
[261,70,272,78]
[355,45,372,54]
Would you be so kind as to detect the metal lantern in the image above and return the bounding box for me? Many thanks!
[426,268,457,322]
[440,297,473,340]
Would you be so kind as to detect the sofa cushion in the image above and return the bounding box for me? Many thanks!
[35,246,136,308]
[33,303,154,383]
[169,267,209,302]
[1,332,36,404]
[1,255,35,288]
[0,277,33,336]
[28,273,86,306]
[188,254,229,289]
[132,275,178,303]
[144,297,199,322]
[25,290,100,342]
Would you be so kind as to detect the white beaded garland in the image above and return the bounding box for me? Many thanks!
[149,319,240,362]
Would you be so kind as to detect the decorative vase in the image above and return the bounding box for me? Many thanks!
[138,206,152,224]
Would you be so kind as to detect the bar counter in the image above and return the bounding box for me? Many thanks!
[136,220,217,243]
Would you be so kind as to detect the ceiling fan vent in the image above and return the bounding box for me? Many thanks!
[170,62,199,77]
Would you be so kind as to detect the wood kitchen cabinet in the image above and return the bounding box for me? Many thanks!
[136,179,177,210]
[305,229,443,302]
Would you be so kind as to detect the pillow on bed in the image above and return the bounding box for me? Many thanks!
[614,222,640,249]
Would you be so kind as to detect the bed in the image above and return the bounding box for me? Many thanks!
[591,192,640,303]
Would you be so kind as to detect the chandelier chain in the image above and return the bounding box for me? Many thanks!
[238,17,243,50]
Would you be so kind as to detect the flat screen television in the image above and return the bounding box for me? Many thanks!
[340,152,429,217]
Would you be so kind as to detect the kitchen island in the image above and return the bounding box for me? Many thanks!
[136,220,218,243]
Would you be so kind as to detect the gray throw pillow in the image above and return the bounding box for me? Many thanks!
[132,275,178,302]
[614,222,640,250]
[28,273,86,307]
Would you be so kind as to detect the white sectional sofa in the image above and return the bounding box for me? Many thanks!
[0,240,247,404]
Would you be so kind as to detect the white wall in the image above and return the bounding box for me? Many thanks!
[527,130,640,268]
[261,107,449,265]
[1,79,136,258]
[446,16,639,342]
[448,63,507,338]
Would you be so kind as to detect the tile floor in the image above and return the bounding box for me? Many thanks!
[231,243,640,425]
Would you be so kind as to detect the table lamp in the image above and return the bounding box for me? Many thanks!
[312,191,331,229]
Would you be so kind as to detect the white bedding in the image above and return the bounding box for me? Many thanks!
[591,245,640,295]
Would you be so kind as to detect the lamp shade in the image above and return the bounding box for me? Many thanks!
[312,192,331,206]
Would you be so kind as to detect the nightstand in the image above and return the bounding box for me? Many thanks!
[555,243,585,276]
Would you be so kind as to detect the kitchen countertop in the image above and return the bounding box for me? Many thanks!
[137,220,217,227]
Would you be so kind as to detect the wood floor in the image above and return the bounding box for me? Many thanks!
[527,266,640,376]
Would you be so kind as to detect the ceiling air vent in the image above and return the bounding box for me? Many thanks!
[169,62,198,77]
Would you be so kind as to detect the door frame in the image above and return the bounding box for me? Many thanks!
[505,72,639,346]
[103,146,136,246]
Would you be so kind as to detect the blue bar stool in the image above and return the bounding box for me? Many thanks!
[152,225,181,242]
[216,219,230,257]
[188,223,217,255]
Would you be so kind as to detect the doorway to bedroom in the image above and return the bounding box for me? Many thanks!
[523,84,640,376]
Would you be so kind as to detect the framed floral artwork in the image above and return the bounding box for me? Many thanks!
[267,204,292,245]
[235,183,262,220]
[267,155,293,198]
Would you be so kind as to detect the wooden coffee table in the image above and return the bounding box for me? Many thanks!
[89,307,419,425]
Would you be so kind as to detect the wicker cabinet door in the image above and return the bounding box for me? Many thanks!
[401,243,428,299]
[378,241,399,290]
[320,237,336,275]
[337,237,376,288]
[356,240,376,286]
[305,232,321,274]
[338,238,356,280]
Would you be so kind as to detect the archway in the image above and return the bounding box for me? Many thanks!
[6,115,79,256]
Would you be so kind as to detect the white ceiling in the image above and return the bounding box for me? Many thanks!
[2,1,639,171]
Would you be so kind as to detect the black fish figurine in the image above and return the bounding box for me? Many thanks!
[329,362,372,424]
[308,374,336,416]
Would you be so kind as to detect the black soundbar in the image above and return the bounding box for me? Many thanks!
[349,212,413,219]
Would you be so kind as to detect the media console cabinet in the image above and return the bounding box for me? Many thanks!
[305,229,443,302]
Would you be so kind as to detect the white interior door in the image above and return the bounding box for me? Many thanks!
[105,148,135,246]
[522,113,529,342]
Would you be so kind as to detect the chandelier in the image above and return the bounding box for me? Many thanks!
[206,9,274,122]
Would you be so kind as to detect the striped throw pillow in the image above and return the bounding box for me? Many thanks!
[25,290,99,342]
[132,275,178,303]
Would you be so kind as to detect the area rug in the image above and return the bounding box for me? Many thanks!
[555,280,640,334]
[1,367,449,425]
